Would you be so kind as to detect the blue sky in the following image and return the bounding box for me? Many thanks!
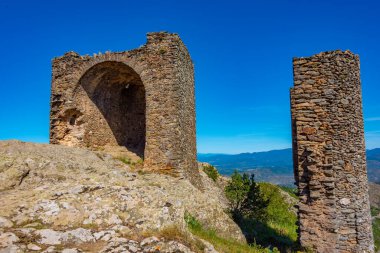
[0,0,379,154]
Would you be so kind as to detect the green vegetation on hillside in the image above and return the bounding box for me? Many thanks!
[184,212,274,253]
[224,171,300,252]
[371,206,380,216]
[199,167,380,252]
[278,185,298,199]
[373,218,380,252]
[258,183,298,248]
[372,206,380,251]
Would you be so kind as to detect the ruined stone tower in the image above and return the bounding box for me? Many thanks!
[50,32,202,188]
[291,50,374,252]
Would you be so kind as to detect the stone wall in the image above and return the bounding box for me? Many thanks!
[291,50,374,252]
[50,32,202,188]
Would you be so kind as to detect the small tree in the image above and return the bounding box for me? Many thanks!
[241,173,269,221]
[225,170,269,222]
[225,171,250,220]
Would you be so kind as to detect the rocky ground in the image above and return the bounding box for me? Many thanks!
[0,141,245,253]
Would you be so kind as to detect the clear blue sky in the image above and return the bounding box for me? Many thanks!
[0,0,379,154]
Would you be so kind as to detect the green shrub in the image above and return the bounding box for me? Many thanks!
[224,172,299,251]
[225,171,269,222]
[202,164,219,182]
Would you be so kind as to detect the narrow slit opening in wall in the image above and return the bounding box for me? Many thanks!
[69,115,77,125]
[79,61,146,158]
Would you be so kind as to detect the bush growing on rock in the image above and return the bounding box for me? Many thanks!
[202,164,219,182]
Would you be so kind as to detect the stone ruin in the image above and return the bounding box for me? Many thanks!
[49,31,374,251]
[291,50,374,252]
[49,32,202,188]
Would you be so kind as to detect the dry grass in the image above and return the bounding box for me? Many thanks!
[13,229,42,246]
[75,241,108,252]
[160,226,205,251]
[141,226,205,253]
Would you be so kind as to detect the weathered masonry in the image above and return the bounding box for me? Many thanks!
[50,32,202,188]
[291,50,374,252]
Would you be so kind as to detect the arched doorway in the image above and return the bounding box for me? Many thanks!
[50,33,202,188]
[78,61,146,157]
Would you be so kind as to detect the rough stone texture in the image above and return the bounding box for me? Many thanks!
[0,141,245,252]
[291,50,374,252]
[49,32,201,188]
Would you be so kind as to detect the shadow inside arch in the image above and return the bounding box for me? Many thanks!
[78,61,146,158]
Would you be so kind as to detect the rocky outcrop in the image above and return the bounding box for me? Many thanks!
[0,140,244,252]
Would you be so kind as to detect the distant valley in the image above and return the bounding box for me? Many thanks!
[198,148,380,186]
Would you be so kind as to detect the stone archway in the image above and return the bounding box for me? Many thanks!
[77,61,146,157]
[50,32,203,189]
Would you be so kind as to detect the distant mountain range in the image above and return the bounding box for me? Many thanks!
[198,148,380,186]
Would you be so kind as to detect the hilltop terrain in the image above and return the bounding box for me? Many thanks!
[1,141,378,252]
[0,141,245,253]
